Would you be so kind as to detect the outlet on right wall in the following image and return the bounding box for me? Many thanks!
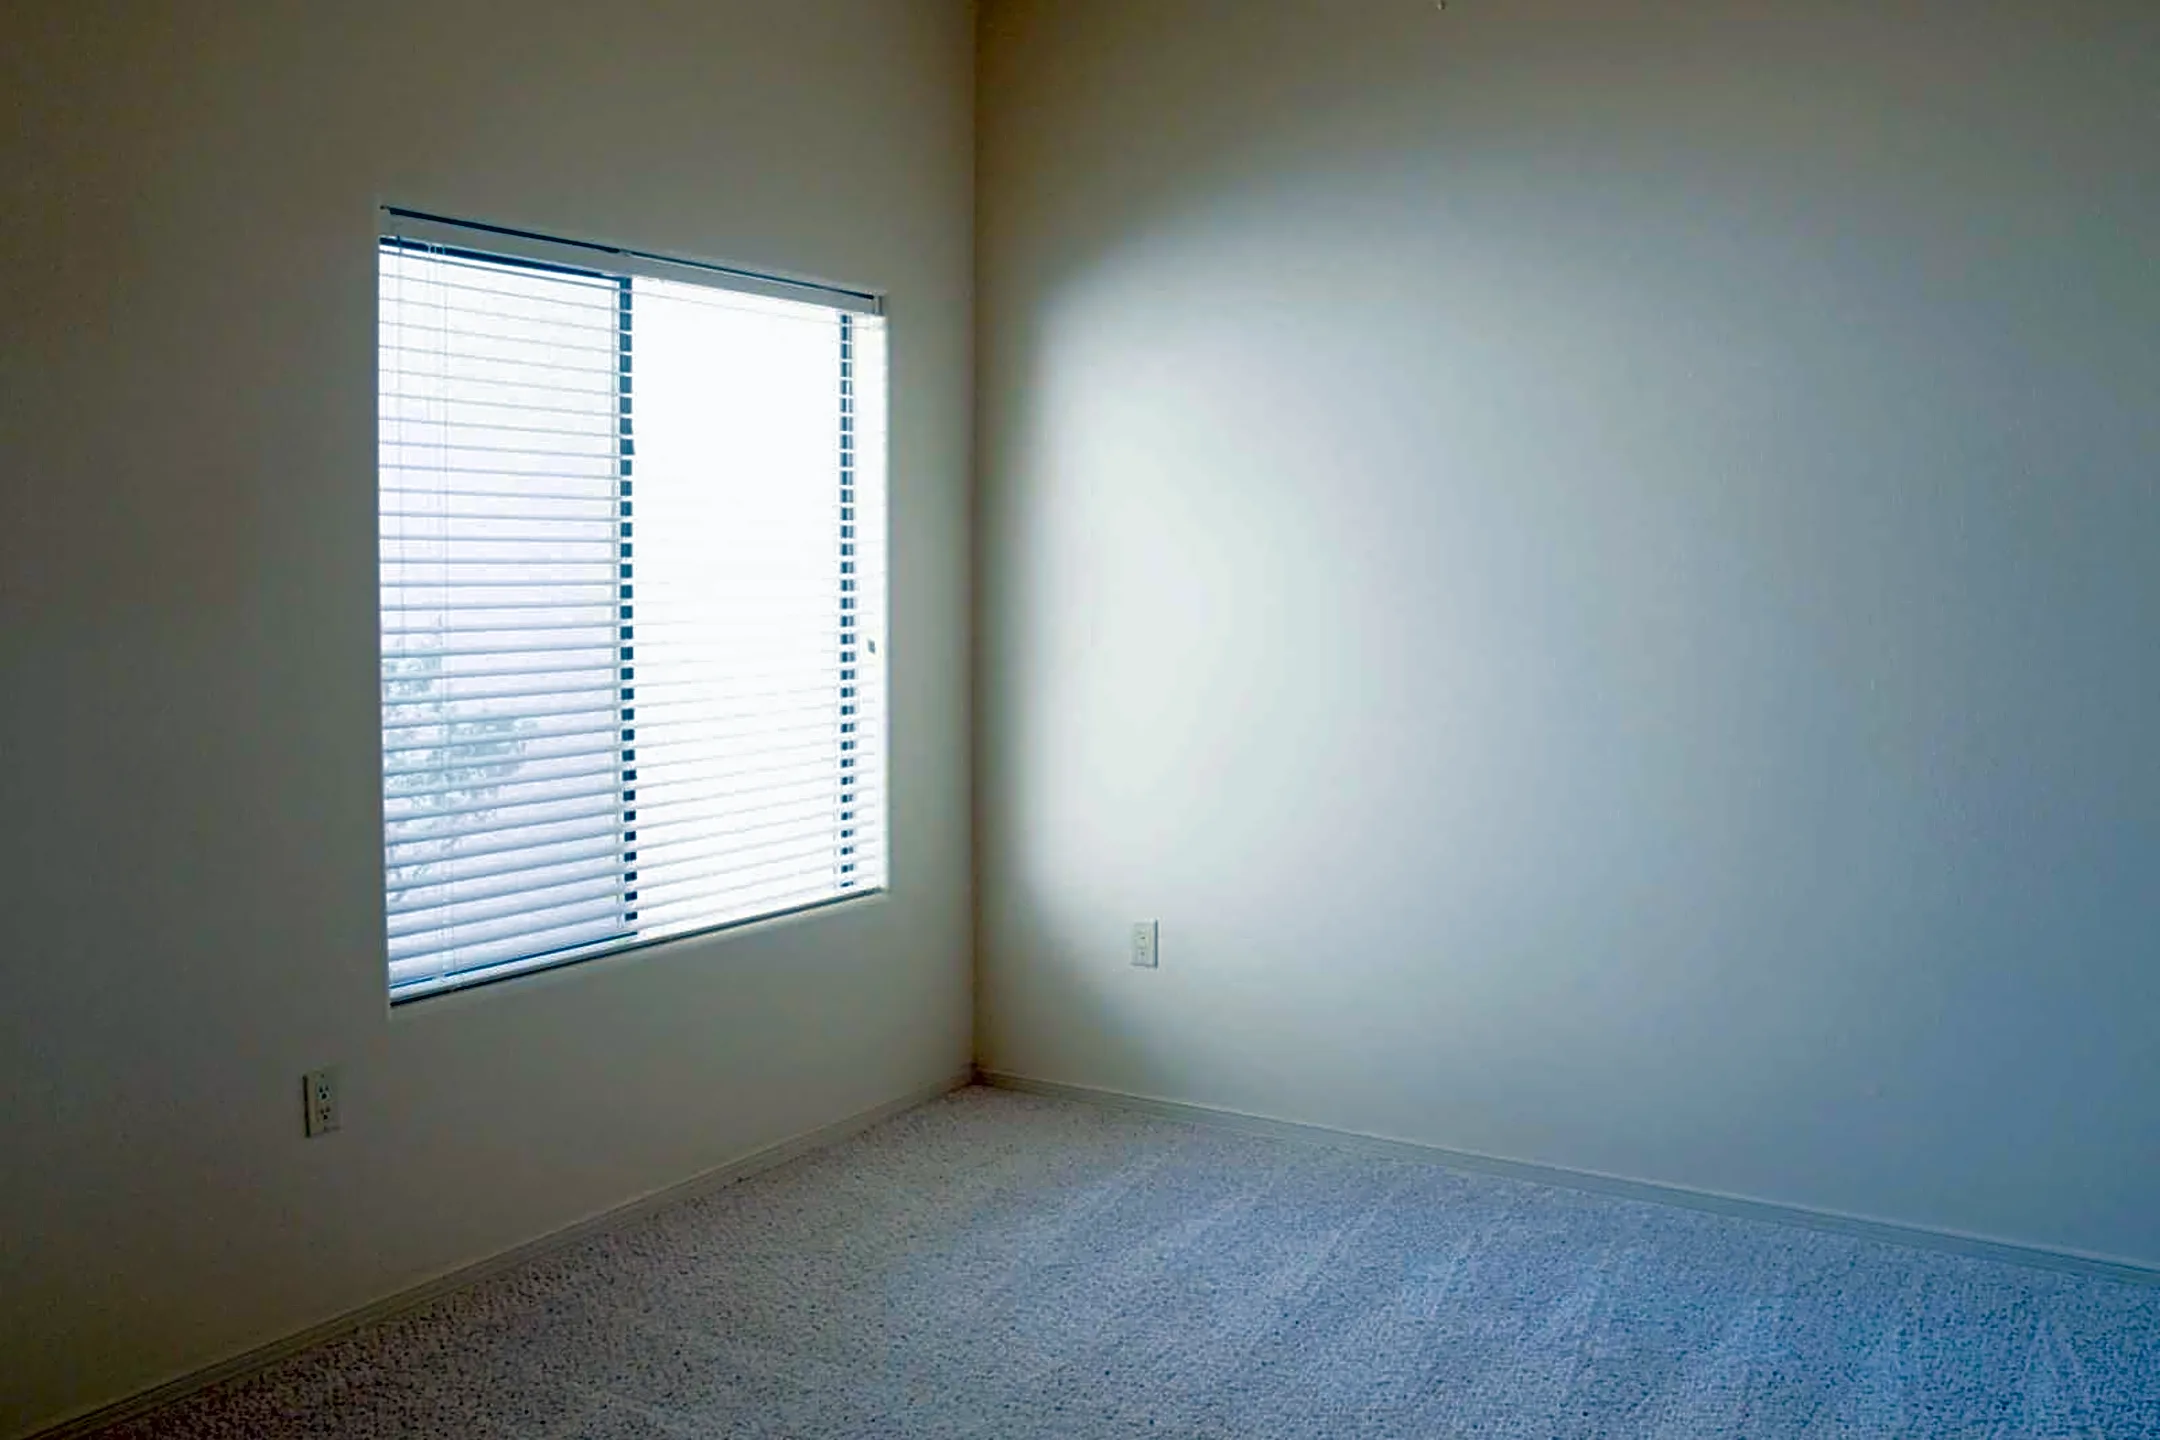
[974,0,2160,1267]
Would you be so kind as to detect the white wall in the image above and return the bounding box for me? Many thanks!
[0,4,973,1434]
[976,0,2160,1269]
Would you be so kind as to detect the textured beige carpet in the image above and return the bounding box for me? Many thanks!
[94,1086,2160,1437]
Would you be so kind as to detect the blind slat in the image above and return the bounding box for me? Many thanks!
[383,689,879,734]
[387,730,878,790]
[384,637,862,667]
[387,752,881,821]
[386,774,885,841]
[384,667,859,708]
[381,695,874,755]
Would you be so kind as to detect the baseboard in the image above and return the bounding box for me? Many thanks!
[981,1071,2160,1288]
[28,1069,972,1440]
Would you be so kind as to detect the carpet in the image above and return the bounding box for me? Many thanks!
[92,1086,2160,1438]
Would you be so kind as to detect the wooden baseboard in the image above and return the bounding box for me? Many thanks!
[981,1070,2160,1287]
[27,1070,972,1440]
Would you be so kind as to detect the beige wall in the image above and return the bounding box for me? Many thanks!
[976,0,2160,1268]
[0,3,973,1434]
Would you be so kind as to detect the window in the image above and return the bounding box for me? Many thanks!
[378,211,887,1001]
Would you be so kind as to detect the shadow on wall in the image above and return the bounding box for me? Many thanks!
[973,0,2160,1265]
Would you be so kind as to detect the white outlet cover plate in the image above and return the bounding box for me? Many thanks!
[304,1068,341,1137]
[1131,920,1159,968]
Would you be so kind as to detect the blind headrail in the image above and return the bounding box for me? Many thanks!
[381,206,884,316]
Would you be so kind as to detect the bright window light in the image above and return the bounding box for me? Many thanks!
[378,216,887,1001]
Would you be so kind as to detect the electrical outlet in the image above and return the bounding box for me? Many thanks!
[1130,920,1159,969]
[302,1068,341,1138]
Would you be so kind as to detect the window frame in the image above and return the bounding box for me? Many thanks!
[375,207,891,1005]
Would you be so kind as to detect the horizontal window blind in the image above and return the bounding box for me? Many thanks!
[380,220,887,1000]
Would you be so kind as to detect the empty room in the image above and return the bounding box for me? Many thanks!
[3,1,2156,1436]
